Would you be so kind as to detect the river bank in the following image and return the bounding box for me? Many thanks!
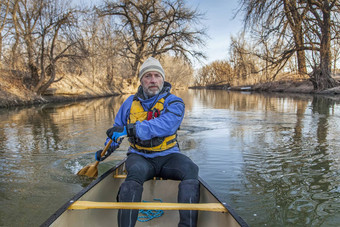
[0,85,120,108]
[2,75,340,108]
[0,72,126,108]
[190,79,340,96]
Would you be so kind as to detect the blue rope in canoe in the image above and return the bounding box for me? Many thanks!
[137,199,164,222]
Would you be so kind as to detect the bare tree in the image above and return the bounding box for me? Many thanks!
[161,55,193,87]
[239,0,308,75]
[229,33,259,82]
[332,38,340,75]
[0,0,11,68]
[195,60,233,86]
[8,0,20,69]
[96,0,206,79]
[11,0,44,85]
[305,0,339,90]
[33,0,87,95]
[79,10,120,85]
[238,0,339,91]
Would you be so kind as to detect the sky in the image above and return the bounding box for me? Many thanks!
[189,0,244,66]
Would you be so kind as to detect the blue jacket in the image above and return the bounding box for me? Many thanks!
[105,81,185,158]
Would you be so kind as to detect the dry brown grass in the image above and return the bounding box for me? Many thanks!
[252,80,314,93]
[231,73,310,87]
[228,73,315,93]
[0,70,37,106]
[0,71,135,107]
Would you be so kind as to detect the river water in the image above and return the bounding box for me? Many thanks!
[1,90,340,226]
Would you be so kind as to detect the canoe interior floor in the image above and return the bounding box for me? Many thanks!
[50,165,241,227]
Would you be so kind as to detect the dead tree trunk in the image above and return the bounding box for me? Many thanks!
[308,0,338,91]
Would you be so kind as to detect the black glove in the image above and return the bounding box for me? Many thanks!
[95,146,115,162]
[106,124,136,140]
[106,126,126,142]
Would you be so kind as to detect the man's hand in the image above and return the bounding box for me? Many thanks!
[95,146,115,162]
[106,126,127,143]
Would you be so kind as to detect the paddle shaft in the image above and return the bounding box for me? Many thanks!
[93,139,113,167]
[77,138,116,177]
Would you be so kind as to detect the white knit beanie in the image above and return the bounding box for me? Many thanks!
[139,57,165,80]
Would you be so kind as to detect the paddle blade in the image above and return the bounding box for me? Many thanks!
[77,163,98,178]
[76,139,112,178]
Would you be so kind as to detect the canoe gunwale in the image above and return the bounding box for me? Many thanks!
[41,159,249,227]
[198,177,249,227]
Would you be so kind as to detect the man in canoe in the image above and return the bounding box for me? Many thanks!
[96,57,200,227]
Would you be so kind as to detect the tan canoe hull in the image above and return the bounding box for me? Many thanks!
[42,160,248,227]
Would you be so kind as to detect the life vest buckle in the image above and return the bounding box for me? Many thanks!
[147,108,160,120]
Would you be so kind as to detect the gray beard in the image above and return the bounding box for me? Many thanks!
[142,84,164,99]
[143,90,156,99]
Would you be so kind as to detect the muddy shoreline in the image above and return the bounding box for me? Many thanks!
[0,93,119,109]
[190,80,340,96]
[2,80,340,108]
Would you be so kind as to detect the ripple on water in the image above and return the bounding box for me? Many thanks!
[65,160,84,175]
[240,130,338,221]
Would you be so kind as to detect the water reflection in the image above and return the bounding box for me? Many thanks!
[0,90,339,226]
[0,96,128,226]
[177,90,340,226]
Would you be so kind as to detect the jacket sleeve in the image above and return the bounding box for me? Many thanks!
[104,95,134,148]
[135,95,185,141]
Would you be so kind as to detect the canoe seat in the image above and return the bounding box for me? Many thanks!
[113,174,127,179]
[113,163,164,180]
[113,174,164,180]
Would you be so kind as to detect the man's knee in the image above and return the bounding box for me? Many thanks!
[173,154,199,180]
[125,168,149,185]
[125,163,153,184]
[183,161,199,180]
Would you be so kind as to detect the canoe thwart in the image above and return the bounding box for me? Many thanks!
[68,201,228,212]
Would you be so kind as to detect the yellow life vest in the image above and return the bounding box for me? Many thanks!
[127,96,177,153]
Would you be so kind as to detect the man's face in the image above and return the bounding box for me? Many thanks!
[140,71,164,96]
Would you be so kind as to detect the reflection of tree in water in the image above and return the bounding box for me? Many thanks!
[0,96,130,227]
[181,89,315,113]
[311,96,333,146]
[0,96,127,182]
[240,95,339,226]
[309,96,335,193]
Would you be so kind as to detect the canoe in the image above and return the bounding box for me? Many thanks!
[42,159,248,227]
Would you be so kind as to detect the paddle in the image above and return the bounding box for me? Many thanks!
[77,139,113,178]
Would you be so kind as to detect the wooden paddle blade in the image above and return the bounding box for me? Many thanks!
[77,163,98,178]
[76,139,112,178]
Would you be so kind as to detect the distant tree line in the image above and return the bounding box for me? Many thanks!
[0,0,206,95]
[1,0,339,94]
[195,0,339,91]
